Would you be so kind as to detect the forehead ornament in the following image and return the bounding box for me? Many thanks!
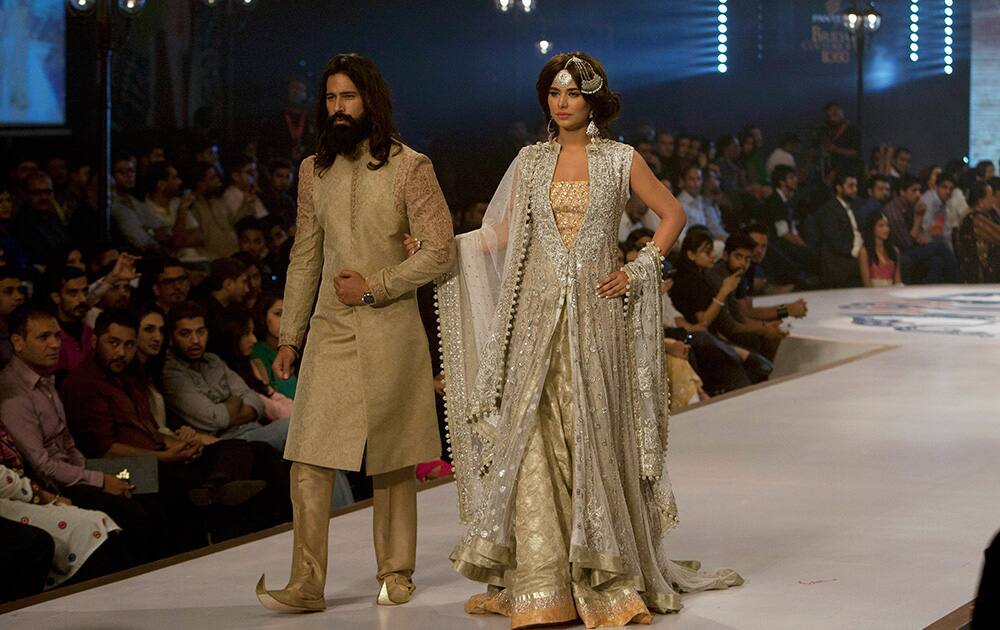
[554,56,604,94]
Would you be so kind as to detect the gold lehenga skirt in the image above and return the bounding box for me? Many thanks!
[461,316,653,629]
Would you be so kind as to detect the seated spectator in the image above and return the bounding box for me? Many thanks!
[816,173,863,287]
[186,161,237,259]
[765,132,800,176]
[44,266,93,377]
[709,234,788,361]
[61,310,273,538]
[143,161,209,264]
[0,183,31,272]
[250,291,297,399]
[160,301,288,454]
[760,165,819,288]
[617,194,660,243]
[262,215,290,284]
[957,181,1000,283]
[145,257,192,315]
[222,155,268,221]
[235,216,268,261]
[0,515,53,602]
[859,212,902,287]
[1,427,132,592]
[743,223,785,295]
[854,174,892,224]
[669,229,773,386]
[200,257,250,329]
[213,306,293,423]
[0,306,165,564]
[14,172,71,266]
[917,173,957,247]
[0,267,26,367]
[883,175,960,284]
[677,164,728,246]
[259,158,296,225]
[132,302,293,527]
[232,252,265,308]
[110,154,169,254]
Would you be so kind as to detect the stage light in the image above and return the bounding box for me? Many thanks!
[537,40,551,55]
[910,52,919,61]
[908,1,919,61]
[202,0,223,6]
[943,1,955,76]
[496,0,511,11]
[910,43,918,52]
[239,0,255,6]
[66,0,96,13]
[117,0,146,15]
[717,1,728,73]
[910,33,919,42]
[521,0,533,12]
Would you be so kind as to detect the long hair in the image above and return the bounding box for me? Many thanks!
[214,306,269,396]
[313,54,401,174]
[861,212,899,266]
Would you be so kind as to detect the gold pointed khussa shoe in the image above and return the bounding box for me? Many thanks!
[256,574,326,612]
[376,573,415,606]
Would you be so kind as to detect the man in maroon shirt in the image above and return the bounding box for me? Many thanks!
[61,309,280,541]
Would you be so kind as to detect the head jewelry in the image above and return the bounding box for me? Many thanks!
[554,56,604,94]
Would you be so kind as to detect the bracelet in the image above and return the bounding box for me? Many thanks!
[712,297,725,307]
[777,305,789,319]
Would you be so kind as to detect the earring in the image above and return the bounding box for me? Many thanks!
[586,112,599,139]
[547,118,558,140]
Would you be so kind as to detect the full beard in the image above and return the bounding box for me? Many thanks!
[324,113,373,157]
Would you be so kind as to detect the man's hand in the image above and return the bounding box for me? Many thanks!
[103,474,135,497]
[433,373,445,396]
[107,252,141,284]
[720,272,743,298]
[161,437,202,463]
[786,299,808,318]
[334,270,370,306]
[273,346,297,381]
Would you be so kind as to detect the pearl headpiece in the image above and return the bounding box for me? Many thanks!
[554,56,604,94]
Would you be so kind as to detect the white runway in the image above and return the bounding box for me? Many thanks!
[5,286,999,630]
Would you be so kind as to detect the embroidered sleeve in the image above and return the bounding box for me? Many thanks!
[366,153,456,303]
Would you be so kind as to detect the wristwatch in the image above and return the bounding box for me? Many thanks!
[362,291,376,306]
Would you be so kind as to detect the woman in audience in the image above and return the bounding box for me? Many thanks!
[858,212,902,288]
[250,290,297,398]
[1,425,133,591]
[214,306,293,422]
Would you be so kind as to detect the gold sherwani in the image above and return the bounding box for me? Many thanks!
[279,144,455,475]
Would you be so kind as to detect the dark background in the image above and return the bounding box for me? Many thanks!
[4,0,971,191]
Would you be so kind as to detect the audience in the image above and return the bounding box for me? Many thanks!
[250,290,297,398]
[677,164,728,247]
[0,306,166,565]
[883,175,960,284]
[160,301,287,454]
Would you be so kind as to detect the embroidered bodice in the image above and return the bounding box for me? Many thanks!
[550,180,590,249]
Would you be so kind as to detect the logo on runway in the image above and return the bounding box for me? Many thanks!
[838,290,1000,338]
